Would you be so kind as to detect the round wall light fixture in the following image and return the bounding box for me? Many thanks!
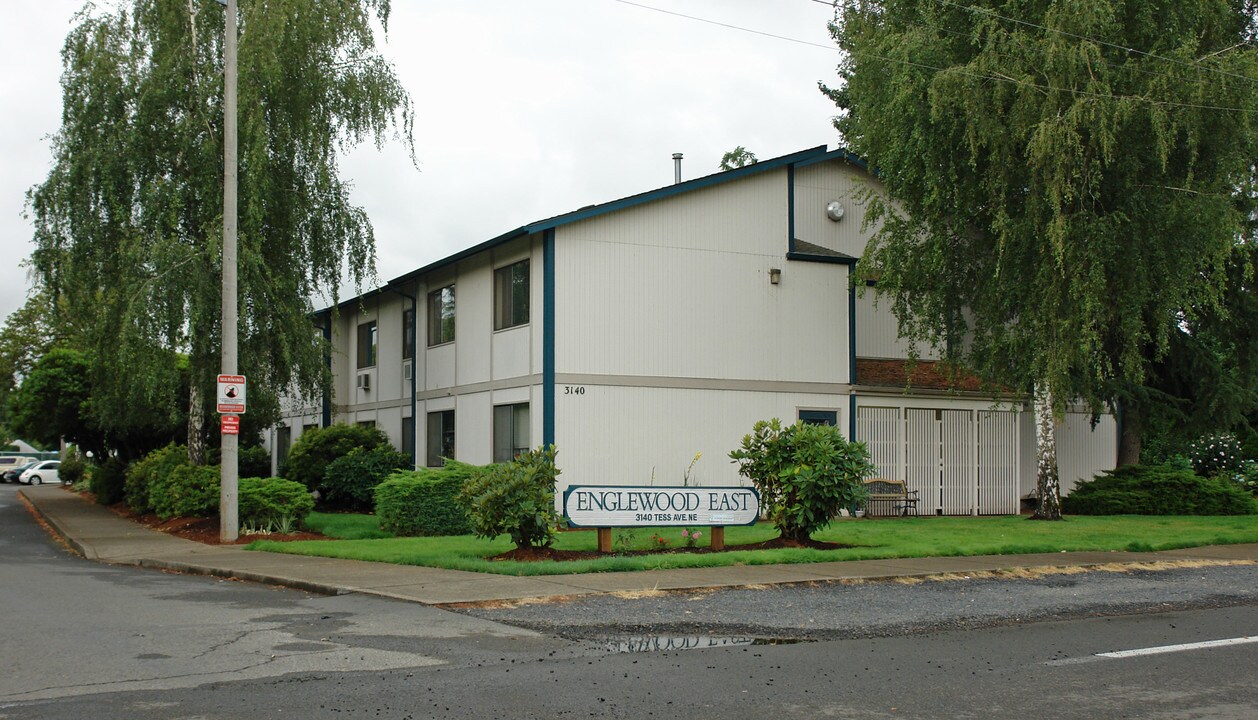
[825,200,845,222]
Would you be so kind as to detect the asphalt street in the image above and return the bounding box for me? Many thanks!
[3,482,1257,719]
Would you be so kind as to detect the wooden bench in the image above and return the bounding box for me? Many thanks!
[862,478,919,517]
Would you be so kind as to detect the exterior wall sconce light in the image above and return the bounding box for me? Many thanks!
[769,268,781,285]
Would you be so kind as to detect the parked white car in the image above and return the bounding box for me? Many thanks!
[18,460,61,485]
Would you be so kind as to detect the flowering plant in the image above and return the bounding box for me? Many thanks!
[650,533,671,548]
[680,528,702,548]
[1187,433,1245,478]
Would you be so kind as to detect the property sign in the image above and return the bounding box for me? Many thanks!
[220,415,240,435]
[564,486,759,528]
[216,374,246,414]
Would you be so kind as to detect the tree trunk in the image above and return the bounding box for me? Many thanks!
[187,384,206,465]
[1033,386,1063,520]
[1116,401,1142,468]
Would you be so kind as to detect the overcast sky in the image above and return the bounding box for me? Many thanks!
[0,0,843,322]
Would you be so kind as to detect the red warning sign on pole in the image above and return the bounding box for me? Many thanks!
[221,415,240,435]
[217,374,246,414]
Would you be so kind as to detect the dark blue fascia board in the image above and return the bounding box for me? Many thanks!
[327,145,835,312]
[796,146,870,172]
[523,145,829,234]
[785,251,857,265]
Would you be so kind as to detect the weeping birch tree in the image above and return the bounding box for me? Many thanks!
[825,0,1258,518]
[28,0,413,462]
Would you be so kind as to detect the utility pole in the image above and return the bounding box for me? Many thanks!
[220,0,239,542]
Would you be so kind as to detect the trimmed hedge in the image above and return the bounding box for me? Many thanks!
[322,446,412,511]
[239,477,314,530]
[125,444,190,515]
[60,450,87,487]
[374,461,482,536]
[151,464,220,519]
[1063,464,1258,516]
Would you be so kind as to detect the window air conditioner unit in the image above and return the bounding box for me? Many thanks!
[356,373,371,390]
[402,362,413,382]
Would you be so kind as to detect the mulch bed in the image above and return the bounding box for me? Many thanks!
[98,496,327,545]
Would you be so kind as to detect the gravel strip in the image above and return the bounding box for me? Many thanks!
[448,563,1258,645]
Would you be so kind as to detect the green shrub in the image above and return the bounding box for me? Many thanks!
[239,477,314,530]
[90,457,129,506]
[457,446,560,549]
[150,464,220,519]
[59,450,87,486]
[1237,460,1258,495]
[239,445,272,479]
[125,444,190,514]
[1187,433,1246,478]
[1063,464,1258,516]
[322,446,412,511]
[283,423,390,492]
[374,461,482,536]
[729,418,874,542]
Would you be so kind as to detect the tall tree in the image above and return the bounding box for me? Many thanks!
[826,0,1258,517]
[28,0,413,462]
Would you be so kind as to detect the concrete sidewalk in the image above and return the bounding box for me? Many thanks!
[20,485,1258,606]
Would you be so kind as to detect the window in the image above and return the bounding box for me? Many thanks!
[493,403,530,463]
[799,410,837,427]
[493,260,529,330]
[357,420,376,429]
[275,426,291,469]
[357,320,377,368]
[426,410,455,467]
[427,285,455,346]
[402,308,415,360]
[401,416,414,460]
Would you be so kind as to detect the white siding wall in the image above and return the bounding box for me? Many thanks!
[555,384,850,495]
[555,170,849,384]
[855,289,940,360]
[793,161,880,258]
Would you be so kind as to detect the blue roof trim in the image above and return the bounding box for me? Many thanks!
[317,145,841,313]
[786,251,857,265]
[522,145,830,234]
[796,146,869,171]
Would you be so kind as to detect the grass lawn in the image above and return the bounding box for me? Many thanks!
[246,513,1258,577]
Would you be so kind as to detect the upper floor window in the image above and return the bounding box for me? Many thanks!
[428,285,455,346]
[494,259,529,330]
[357,320,377,368]
[402,308,415,360]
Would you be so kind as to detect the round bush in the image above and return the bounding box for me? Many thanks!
[239,477,314,530]
[729,419,873,542]
[1063,464,1258,516]
[124,444,189,514]
[457,447,559,549]
[150,464,220,519]
[283,424,390,492]
[59,450,87,486]
[322,446,411,511]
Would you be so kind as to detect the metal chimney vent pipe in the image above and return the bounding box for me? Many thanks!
[672,153,683,184]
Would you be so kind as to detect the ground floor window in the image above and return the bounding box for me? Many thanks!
[275,426,291,470]
[427,410,455,467]
[401,416,414,460]
[493,403,530,463]
[798,409,838,426]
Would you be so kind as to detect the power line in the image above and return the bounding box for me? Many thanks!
[609,0,839,52]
